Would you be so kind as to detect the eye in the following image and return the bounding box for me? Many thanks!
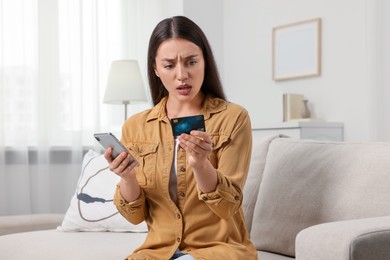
[188,59,198,66]
[163,64,174,70]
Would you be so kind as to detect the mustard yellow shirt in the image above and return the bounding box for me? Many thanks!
[114,95,257,260]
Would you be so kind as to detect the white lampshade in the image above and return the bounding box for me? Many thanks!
[103,60,147,104]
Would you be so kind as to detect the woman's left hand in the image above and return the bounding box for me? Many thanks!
[178,130,213,167]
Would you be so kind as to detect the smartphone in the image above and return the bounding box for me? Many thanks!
[93,132,139,166]
[170,114,205,137]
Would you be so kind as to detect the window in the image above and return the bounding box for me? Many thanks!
[0,0,130,147]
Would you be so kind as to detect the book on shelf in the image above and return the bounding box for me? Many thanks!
[283,93,304,122]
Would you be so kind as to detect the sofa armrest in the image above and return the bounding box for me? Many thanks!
[0,214,64,236]
[295,216,390,260]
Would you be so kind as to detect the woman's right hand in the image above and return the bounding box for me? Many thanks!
[104,147,138,181]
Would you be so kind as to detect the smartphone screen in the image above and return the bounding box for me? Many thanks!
[93,132,139,166]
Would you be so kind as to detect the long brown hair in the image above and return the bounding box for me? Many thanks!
[147,16,226,105]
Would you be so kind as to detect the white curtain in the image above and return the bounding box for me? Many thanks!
[0,0,138,215]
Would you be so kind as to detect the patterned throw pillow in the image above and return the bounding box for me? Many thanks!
[58,150,147,232]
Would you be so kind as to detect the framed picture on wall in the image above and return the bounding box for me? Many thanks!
[272,18,321,81]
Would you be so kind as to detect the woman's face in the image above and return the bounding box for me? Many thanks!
[154,38,205,105]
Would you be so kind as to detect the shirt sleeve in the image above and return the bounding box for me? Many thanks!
[114,184,149,224]
[197,109,252,220]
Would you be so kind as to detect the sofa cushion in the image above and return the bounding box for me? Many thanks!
[58,149,147,232]
[0,229,147,260]
[250,138,390,257]
[258,251,294,260]
[242,135,287,232]
[0,230,295,260]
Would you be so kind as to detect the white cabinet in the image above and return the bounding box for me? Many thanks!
[252,122,344,141]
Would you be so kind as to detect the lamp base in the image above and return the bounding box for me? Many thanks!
[124,103,128,121]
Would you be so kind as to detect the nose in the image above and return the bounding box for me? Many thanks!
[177,64,188,82]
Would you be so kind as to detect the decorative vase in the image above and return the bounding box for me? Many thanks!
[301,99,311,118]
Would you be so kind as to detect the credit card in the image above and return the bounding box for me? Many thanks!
[171,114,205,137]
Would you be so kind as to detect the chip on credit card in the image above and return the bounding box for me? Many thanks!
[171,114,205,137]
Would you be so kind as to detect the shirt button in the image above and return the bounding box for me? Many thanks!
[234,195,240,200]
[202,196,208,201]
[177,237,181,242]
[179,191,185,197]
[180,166,186,172]
[176,213,181,219]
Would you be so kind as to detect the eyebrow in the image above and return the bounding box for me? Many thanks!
[160,54,199,62]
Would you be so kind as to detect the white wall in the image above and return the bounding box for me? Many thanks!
[222,0,390,141]
[380,0,390,140]
[182,0,224,79]
[126,0,389,141]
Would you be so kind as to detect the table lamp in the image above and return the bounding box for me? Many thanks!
[103,60,147,121]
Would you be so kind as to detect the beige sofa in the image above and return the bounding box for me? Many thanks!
[1,136,390,260]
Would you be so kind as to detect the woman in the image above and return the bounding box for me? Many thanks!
[105,16,257,260]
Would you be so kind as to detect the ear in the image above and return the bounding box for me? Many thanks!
[154,69,159,77]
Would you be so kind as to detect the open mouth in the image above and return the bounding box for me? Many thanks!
[177,84,192,95]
